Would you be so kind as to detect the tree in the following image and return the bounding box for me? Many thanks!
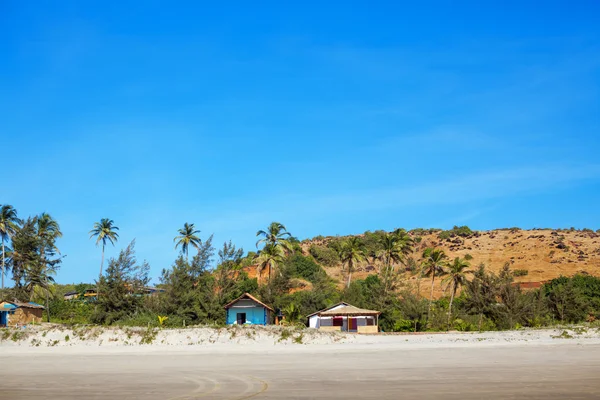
[160,245,223,324]
[378,230,414,293]
[544,277,589,323]
[36,213,62,322]
[174,222,202,260]
[462,264,500,330]
[399,290,428,332]
[215,241,249,305]
[256,222,293,253]
[442,255,472,329]
[0,205,21,290]
[421,247,449,322]
[339,237,366,288]
[7,218,40,300]
[254,243,285,282]
[89,218,119,297]
[92,240,150,325]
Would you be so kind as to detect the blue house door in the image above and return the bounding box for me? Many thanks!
[0,312,7,326]
[237,313,246,324]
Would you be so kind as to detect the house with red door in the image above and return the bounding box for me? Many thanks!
[307,302,380,333]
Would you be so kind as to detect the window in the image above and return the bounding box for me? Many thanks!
[333,317,343,326]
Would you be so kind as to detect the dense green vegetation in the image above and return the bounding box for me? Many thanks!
[1,203,600,332]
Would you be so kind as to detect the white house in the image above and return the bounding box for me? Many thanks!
[307,302,380,333]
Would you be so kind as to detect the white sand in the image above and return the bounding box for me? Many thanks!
[3,326,600,399]
[1,324,599,355]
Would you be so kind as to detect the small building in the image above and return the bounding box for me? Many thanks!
[0,301,45,327]
[63,291,80,301]
[307,302,380,333]
[224,293,273,325]
[83,289,98,299]
[141,286,166,296]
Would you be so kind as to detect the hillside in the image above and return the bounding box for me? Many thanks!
[248,228,600,298]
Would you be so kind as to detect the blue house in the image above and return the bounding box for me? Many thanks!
[0,302,16,326]
[224,293,273,325]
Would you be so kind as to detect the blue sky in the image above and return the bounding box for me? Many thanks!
[1,1,599,284]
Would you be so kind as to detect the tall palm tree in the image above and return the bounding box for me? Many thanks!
[89,218,119,296]
[0,205,21,290]
[392,228,415,256]
[254,243,285,282]
[379,229,414,273]
[256,222,293,253]
[378,232,407,293]
[36,213,62,322]
[174,222,202,260]
[339,237,366,288]
[421,247,449,322]
[442,255,473,329]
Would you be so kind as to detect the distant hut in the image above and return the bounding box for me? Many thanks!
[307,302,380,333]
[63,291,80,301]
[224,293,273,325]
[0,301,45,327]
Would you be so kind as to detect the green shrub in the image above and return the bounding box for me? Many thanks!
[309,245,339,267]
[279,328,292,342]
[393,319,414,332]
[48,298,94,325]
[293,333,304,344]
[438,226,474,240]
[286,254,327,283]
[139,327,158,344]
[513,269,529,277]
[453,318,475,332]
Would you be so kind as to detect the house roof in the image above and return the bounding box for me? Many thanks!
[224,293,274,312]
[1,300,45,310]
[64,291,79,296]
[306,302,350,318]
[318,304,380,316]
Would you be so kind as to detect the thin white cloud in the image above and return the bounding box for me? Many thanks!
[199,164,600,232]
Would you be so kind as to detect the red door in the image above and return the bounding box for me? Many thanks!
[349,318,357,331]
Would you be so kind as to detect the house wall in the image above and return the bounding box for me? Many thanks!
[308,304,349,328]
[358,325,378,334]
[8,308,43,326]
[319,326,341,332]
[226,300,270,325]
[316,316,376,332]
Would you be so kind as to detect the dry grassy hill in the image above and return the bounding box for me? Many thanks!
[243,228,600,298]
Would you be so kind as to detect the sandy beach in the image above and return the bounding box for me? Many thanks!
[2,326,600,399]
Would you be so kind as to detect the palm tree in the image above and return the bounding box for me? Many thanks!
[174,222,201,260]
[421,247,449,322]
[377,231,412,293]
[254,243,285,282]
[339,237,366,288]
[392,228,415,256]
[442,255,473,329]
[36,213,62,322]
[0,205,21,290]
[379,230,414,273]
[256,222,293,253]
[89,218,119,296]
